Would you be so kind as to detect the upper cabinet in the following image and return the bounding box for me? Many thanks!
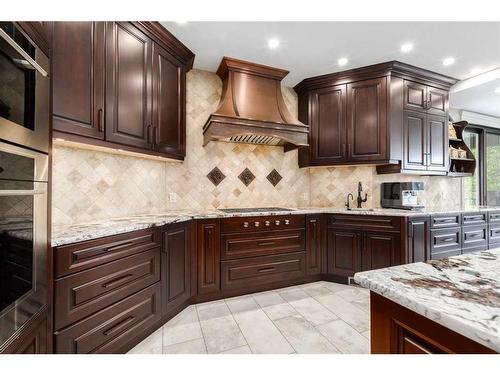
[294,61,457,174]
[51,22,194,160]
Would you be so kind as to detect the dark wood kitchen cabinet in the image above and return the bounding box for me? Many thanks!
[362,231,401,271]
[162,221,191,314]
[196,219,221,296]
[295,61,457,172]
[52,22,105,139]
[407,216,430,263]
[306,215,323,275]
[51,21,194,160]
[327,228,362,281]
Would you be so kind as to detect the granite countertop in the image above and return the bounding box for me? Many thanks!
[51,206,500,247]
[354,249,500,352]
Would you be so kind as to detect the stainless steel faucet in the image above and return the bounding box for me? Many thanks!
[356,182,368,208]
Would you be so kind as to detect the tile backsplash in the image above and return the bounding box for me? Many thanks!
[52,69,462,226]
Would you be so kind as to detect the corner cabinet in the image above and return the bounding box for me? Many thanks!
[51,21,194,160]
[294,61,457,173]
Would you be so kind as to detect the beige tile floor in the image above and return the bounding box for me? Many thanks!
[128,281,370,354]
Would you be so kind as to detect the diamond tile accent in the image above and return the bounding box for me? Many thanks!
[206,167,226,186]
[238,168,256,187]
[266,169,283,187]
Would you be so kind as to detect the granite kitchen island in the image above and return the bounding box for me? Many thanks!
[354,249,500,354]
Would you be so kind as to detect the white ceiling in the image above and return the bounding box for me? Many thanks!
[162,21,500,117]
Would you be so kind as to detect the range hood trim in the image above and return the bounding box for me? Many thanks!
[203,57,309,148]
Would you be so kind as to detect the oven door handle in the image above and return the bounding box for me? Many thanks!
[0,28,48,77]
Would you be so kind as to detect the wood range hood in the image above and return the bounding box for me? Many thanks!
[203,57,309,149]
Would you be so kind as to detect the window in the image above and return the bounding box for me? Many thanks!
[462,129,480,206]
[486,132,500,206]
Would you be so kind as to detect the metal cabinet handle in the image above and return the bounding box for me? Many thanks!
[103,273,133,288]
[441,237,455,243]
[257,267,276,273]
[258,241,276,246]
[103,316,135,336]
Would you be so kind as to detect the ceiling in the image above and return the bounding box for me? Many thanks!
[162,21,500,117]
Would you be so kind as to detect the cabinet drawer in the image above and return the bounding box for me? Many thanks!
[462,224,487,250]
[429,249,461,260]
[462,212,487,226]
[430,214,461,229]
[488,224,500,246]
[328,214,401,231]
[221,253,306,292]
[489,211,500,224]
[54,249,160,330]
[221,215,305,234]
[54,228,161,277]
[430,228,461,256]
[221,229,305,260]
[54,283,161,354]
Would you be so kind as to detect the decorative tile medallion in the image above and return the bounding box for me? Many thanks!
[206,166,226,186]
[266,169,283,187]
[238,168,256,187]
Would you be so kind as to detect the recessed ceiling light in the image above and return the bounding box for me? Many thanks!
[495,87,500,94]
[442,57,456,66]
[338,57,348,66]
[400,42,414,53]
[267,38,280,49]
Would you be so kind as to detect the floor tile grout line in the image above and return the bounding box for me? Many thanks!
[193,303,210,354]
[221,298,253,354]
[260,301,298,354]
[163,337,207,354]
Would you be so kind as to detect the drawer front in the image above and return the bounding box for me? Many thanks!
[221,229,305,260]
[55,228,161,277]
[489,211,500,224]
[221,215,305,234]
[430,228,461,255]
[462,224,487,250]
[489,224,500,246]
[430,214,461,229]
[429,249,461,260]
[221,253,306,292]
[462,212,487,226]
[54,283,161,354]
[55,249,160,330]
[328,214,401,231]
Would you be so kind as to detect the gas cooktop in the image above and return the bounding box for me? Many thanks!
[218,207,294,213]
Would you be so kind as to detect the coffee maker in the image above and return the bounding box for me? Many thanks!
[381,182,425,210]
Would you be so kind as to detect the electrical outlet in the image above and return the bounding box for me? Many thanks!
[169,192,177,203]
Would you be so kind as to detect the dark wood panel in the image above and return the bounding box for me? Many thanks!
[347,77,387,162]
[54,249,160,330]
[221,252,306,292]
[162,221,191,314]
[462,212,487,226]
[426,115,448,172]
[402,110,427,171]
[54,283,161,354]
[362,231,401,271]
[407,216,430,263]
[328,214,401,231]
[489,224,500,247]
[403,80,427,113]
[430,214,461,229]
[430,228,462,259]
[489,211,500,224]
[370,291,495,354]
[152,43,186,159]
[54,228,160,277]
[52,22,105,139]
[327,228,362,278]
[221,229,305,260]
[0,309,48,354]
[427,86,448,116]
[306,215,322,275]
[221,215,305,234]
[105,22,152,149]
[197,219,221,295]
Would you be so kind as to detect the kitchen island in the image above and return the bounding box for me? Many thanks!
[354,249,500,354]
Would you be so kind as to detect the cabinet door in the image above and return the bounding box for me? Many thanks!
[197,219,221,295]
[362,231,401,271]
[162,221,191,314]
[407,217,430,263]
[347,77,387,162]
[306,215,322,275]
[310,85,347,164]
[427,86,448,116]
[52,22,105,139]
[402,110,427,171]
[426,115,448,172]
[152,44,186,159]
[105,22,152,149]
[327,228,362,278]
[403,80,427,113]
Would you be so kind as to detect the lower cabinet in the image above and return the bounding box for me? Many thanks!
[196,219,221,296]
[162,221,191,314]
[306,214,323,275]
[362,231,401,271]
[327,228,362,279]
[407,216,430,263]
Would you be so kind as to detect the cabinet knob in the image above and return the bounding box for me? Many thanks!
[284,219,290,225]
[254,221,260,227]
[275,220,280,226]
[243,222,249,228]
[265,221,270,226]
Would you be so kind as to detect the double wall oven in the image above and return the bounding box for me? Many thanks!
[0,22,49,351]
